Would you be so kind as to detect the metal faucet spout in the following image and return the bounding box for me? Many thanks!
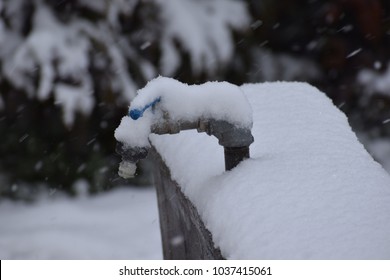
[116,91,254,178]
[116,142,149,178]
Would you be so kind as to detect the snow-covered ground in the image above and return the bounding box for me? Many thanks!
[0,186,162,259]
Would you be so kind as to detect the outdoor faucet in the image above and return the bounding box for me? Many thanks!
[116,95,254,178]
[115,143,148,179]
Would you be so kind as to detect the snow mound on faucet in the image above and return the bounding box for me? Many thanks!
[115,76,252,148]
[115,113,154,148]
[132,76,253,127]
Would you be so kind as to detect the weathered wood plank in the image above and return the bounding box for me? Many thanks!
[150,146,224,260]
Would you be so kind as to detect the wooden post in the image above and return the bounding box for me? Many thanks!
[150,146,224,260]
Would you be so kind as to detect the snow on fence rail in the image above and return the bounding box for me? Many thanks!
[115,78,390,259]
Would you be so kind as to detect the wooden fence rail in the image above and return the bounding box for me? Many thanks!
[150,147,224,260]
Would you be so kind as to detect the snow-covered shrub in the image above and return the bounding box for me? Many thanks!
[0,0,250,126]
[357,65,390,132]
[358,64,390,98]
[247,48,321,82]
[156,0,249,75]
[0,0,251,195]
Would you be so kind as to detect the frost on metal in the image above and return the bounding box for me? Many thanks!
[118,161,137,179]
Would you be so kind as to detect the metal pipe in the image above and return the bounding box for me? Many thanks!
[117,111,254,176]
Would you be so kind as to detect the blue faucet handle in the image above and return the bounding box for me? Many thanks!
[129,109,143,120]
[129,97,161,120]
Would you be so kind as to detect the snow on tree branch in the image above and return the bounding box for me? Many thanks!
[0,0,251,126]
[358,64,390,97]
[157,0,250,75]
